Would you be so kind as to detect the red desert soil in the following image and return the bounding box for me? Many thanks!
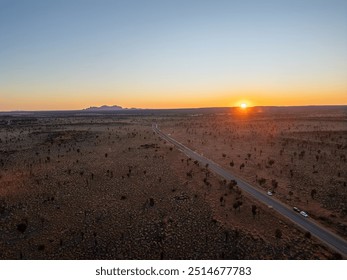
[0,108,345,259]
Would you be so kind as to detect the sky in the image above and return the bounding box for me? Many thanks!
[0,0,346,110]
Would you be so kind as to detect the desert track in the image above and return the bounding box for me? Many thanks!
[153,123,347,257]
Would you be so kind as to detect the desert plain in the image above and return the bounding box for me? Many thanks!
[0,106,346,259]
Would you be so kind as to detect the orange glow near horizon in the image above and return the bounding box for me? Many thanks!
[1,87,346,111]
[1,1,347,112]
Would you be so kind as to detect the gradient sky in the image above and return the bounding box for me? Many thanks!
[0,0,346,110]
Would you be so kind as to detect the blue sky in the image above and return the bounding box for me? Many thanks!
[0,0,346,110]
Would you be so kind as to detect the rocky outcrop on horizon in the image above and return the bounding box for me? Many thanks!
[83,105,123,111]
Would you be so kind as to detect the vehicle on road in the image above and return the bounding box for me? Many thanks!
[153,123,347,256]
[300,211,309,218]
[267,191,273,196]
[293,207,300,212]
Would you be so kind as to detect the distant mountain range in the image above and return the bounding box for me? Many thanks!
[83,105,124,111]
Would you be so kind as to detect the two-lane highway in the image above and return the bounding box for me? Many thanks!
[152,123,347,257]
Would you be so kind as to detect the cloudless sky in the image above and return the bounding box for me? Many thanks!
[0,0,346,110]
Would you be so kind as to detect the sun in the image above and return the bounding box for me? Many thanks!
[240,103,247,109]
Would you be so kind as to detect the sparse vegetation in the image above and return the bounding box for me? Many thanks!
[275,229,282,240]
[0,107,344,260]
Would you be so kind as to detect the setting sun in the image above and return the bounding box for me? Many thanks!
[240,103,247,109]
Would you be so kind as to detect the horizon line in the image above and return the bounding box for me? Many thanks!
[1,104,347,113]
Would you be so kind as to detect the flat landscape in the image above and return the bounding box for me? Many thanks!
[0,106,346,259]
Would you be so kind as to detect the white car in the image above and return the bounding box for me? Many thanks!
[300,211,309,218]
[293,207,300,212]
[267,191,273,196]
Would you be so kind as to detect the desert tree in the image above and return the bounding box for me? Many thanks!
[233,200,242,213]
[251,205,257,219]
[232,201,239,212]
[17,221,28,233]
[299,150,305,159]
[228,180,237,192]
[311,189,317,199]
[271,179,278,191]
[258,178,266,186]
[275,229,282,241]
[220,196,225,207]
[288,190,293,199]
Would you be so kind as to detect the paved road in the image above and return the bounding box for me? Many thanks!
[152,124,347,257]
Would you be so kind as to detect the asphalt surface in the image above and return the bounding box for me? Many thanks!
[152,124,347,257]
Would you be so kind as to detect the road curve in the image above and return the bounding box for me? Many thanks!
[152,124,347,257]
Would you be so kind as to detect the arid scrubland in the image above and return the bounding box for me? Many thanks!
[0,107,345,259]
[160,107,347,243]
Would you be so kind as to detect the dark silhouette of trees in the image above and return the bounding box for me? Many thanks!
[233,201,242,212]
[251,205,257,219]
[220,196,225,206]
[275,229,282,240]
[311,189,317,199]
[228,179,237,191]
[258,178,266,186]
[233,201,239,212]
[288,190,293,200]
[17,222,27,233]
[271,179,278,191]
[0,199,6,215]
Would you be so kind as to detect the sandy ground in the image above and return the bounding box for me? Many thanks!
[160,107,347,240]
[0,109,345,259]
